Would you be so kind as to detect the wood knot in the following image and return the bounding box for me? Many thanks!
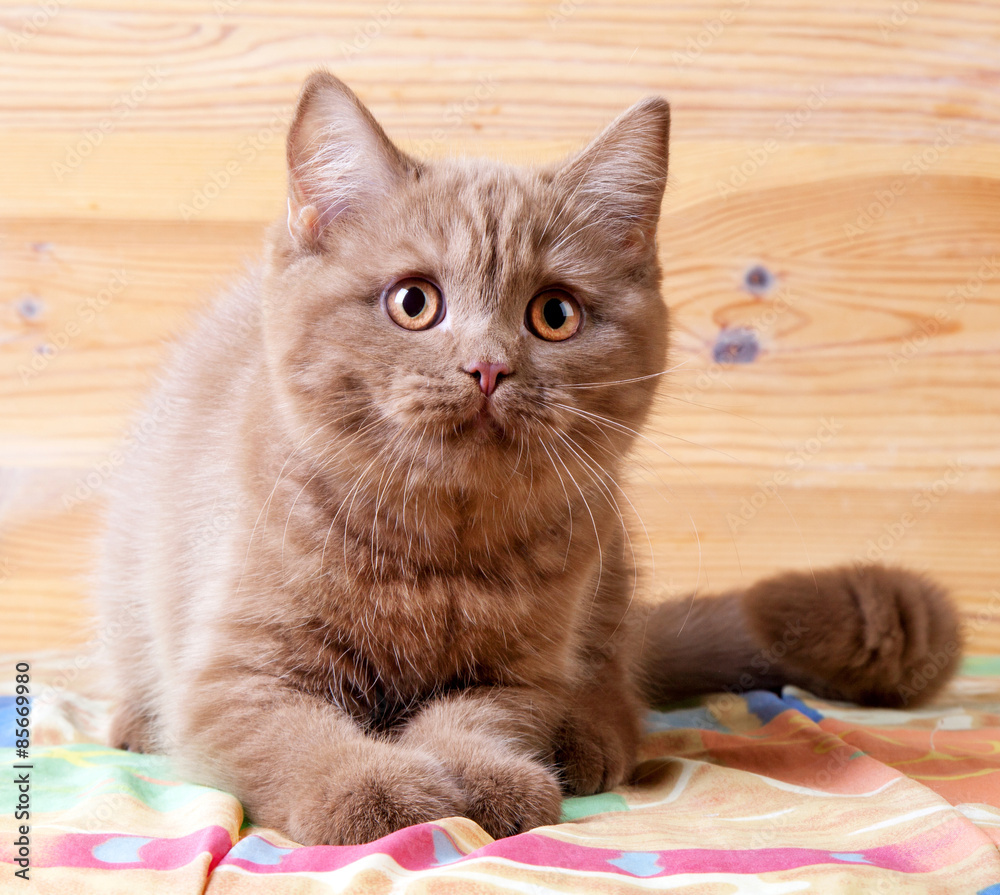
[744,264,774,296]
[713,327,760,364]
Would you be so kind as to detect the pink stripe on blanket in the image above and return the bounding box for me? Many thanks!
[26,812,973,878]
[221,816,973,876]
[40,826,233,872]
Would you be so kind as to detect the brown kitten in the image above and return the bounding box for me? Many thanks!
[97,72,962,846]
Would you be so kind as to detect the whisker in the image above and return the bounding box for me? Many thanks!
[540,422,604,599]
[558,361,692,391]
[550,402,712,616]
[549,427,644,630]
[400,423,429,561]
[552,400,741,471]
[538,439,574,572]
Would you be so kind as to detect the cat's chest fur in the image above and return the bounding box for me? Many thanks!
[258,559,593,732]
[239,464,604,731]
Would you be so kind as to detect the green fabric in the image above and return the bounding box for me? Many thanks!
[560,791,629,821]
[3,744,220,813]
[962,655,1000,676]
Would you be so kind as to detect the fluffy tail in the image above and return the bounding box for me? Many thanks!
[636,563,963,709]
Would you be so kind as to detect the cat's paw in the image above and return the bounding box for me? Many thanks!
[286,747,466,846]
[454,747,562,839]
[554,706,639,796]
[108,701,157,753]
[743,563,962,708]
[416,732,561,838]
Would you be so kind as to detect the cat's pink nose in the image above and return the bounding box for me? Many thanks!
[465,361,511,397]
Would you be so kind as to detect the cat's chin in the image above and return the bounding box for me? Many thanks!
[454,408,510,444]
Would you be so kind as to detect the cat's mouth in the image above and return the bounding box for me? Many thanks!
[456,400,509,443]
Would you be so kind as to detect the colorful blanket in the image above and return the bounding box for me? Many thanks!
[3,652,1000,892]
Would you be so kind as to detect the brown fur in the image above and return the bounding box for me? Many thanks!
[97,73,963,845]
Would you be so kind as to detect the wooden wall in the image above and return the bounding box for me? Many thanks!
[1,1,998,653]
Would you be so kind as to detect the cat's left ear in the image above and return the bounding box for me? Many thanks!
[555,97,670,254]
[285,71,414,248]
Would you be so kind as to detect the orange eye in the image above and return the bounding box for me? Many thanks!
[526,289,582,342]
[385,278,444,331]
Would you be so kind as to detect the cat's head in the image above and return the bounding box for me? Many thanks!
[261,72,670,506]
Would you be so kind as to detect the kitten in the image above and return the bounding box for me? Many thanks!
[97,72,962,846]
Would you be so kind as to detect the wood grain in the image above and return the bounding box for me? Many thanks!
[1,0,998,654]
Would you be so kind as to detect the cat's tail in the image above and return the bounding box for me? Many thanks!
[635,562,963,709]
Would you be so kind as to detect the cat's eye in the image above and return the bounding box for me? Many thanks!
[526,290,582,342]
[384,277,444,331]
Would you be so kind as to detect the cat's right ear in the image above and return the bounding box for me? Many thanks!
[555,97,670,256]
[286,72,413,249]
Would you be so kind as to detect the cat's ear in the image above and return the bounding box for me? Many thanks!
[286,71,413,248]
[555,97,670,254]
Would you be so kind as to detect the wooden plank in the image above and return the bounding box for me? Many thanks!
[2,1,998,141]
[0,0,997,663]
[1,137,996,222]
[0,469,99,650]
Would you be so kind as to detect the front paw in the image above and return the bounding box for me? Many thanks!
[108,701,157,754]
[434,736,562,838]
[554,706,639,796]
[743,563,962,707]
[449,747,562,839]
[286,746,466,845]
